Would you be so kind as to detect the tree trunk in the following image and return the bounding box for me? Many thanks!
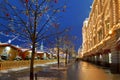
[30,7,37,80]
[57,46,60,68]
[65,49,68,66]
[30,42,36,80]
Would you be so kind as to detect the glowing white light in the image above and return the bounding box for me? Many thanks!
[29,51,32,53]
[100,55,102,59]
[109,53,112,63]
[95,56,96,60]
[8,40,11,43]
[16,45,19,47]
[90,6,92,8]
[6,46,11,51]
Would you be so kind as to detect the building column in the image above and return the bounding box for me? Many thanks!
[117,0,120,22]
[112,0,117,25]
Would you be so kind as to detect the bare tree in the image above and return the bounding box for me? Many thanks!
[62,32,77,65]
[44,26,70,68]
[0,0,67,80]
[50,28,75,67]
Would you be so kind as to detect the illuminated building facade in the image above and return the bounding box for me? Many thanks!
[82,0,120,73]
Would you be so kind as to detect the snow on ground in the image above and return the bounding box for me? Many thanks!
[17,77,58,80]
[0,61,57,73]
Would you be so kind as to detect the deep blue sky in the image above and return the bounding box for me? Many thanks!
[0,0,93,51]
[60,0,93,51]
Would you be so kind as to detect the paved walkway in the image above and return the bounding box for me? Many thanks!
[0,61,120,80]
[67,61,120,80]
[0,62,67,80]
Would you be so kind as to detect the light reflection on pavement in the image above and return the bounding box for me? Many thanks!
[67,61,120,80]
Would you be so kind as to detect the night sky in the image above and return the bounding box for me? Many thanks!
[0,0,93,52]
[60,0,93,51]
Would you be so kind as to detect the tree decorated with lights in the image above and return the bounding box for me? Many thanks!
[0,0,67,80]
[62,32,77,65]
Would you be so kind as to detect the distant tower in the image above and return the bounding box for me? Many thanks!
[40,40,44,51]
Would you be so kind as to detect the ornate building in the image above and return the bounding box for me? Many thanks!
[82,0,120,73]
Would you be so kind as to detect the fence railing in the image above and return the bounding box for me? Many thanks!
[0,60,57,70]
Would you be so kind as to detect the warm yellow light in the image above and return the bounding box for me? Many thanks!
[100,41,103,44]
[109,30,113,35]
